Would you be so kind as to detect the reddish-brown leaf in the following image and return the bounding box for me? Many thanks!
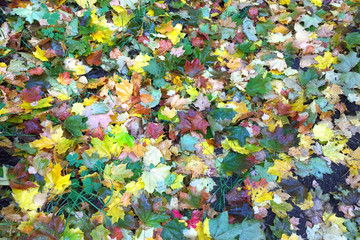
[147,122,164,139]
[178,109,210,135]
[24,118,43,135]
[28,67,44,76]
[9,163,37,190]
[109,227,123,240]
[184,58,205,77]
[86,50,102,66]
[20,86,42,103]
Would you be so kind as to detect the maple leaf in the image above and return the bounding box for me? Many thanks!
[115,79,134,103]
[12,186,45,211]
[20,86,42,103]
[44,163,71,195]
[33,46,48,61]
[178,109,210,135]
[24,118,43,135]
[147,122,164,139]
[86,50,102,66]
[57,71,73,85]
[28,67,44,75]
[82,106,114,130]
[184,58,205,77]
[141,163,171,193]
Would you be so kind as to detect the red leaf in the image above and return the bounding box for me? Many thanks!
[158,39,173,55]
[86,50,102,66]
[178,109,210,135]
[24,118,43,135]
[28,67,44,76]
[20,86,42,103]
[92,125,105,140]
[147,122,164,139]
[184,58,205,77]
[276,102,292,115]
[109,227,123,240]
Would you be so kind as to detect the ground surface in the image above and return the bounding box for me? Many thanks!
[0,0,360,239]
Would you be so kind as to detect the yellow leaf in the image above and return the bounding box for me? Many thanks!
[186,86,199,101]
[128,54,151,74]
[71,103,85,115]
[267,159,292,182]
[161,107,177,119]
[251,186,273,203]
[33,46,48,61]
[196,220,211,240]
[91,135,122,158]
[201,141,214,155]
[106,197,125,224]
[55,138,74,154]
[113,7,133,27]
[313,123,333,142]
[298,192,314,210]
[19,97,53,110]
[322,213,347,232]
[314,51,337,70]
[126,180,145,196]
[170,174,184,190]
[166,23,185,45]
[279,0,290,5]
[322,141,346,163]
[74,0,97,9]
[310,0,322,7]
[44,163,71,195]
[104,163,133,184]
[221,138,250,155]
[115,79,134,103]
[184,155,208,178]
[141,164,171,193]
[12,186,43,211]
[30,136,55,149]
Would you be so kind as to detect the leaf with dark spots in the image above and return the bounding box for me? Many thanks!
[184,58,205,77]
[24,118,43,135]
[20,86,42,103]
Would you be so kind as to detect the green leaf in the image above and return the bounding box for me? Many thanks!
[211,108,237,120]
[209,211,241,240]
[14,141,37,154]
[91,102,109,115]
[226,126,249,146]
[334,51,360,73]
[90,225,110,240]
[144,58,166,78]
[243,17,258,41]
[161,219,187,240]
[301,15,322,28]
[114,132,134,147]
[255,19,275,36]
[66,153,81,167]
[299,67,319,86]
[222,152,252,174]
[238,219,266,240]
[64,115,88,137]
[295,157,332,179]
[252,161,277,182]
[133,194,170,228]
[345,32,360,48]
[180,134,198,152]
[81,152,108,170]
[340,72,360,89]
[245,73,272,97]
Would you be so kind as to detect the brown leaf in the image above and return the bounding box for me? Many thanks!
[20,86,42,103]
[86,50,103,66]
